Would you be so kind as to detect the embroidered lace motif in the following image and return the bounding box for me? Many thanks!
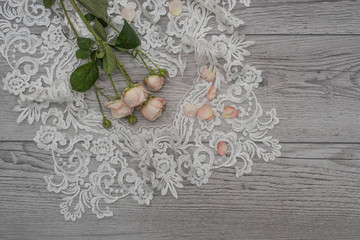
[0,0,281,221]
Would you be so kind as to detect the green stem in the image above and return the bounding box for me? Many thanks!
[100,18,121,33]
[116,59,134,88]
[108,74,120,99]
[137,49,161,71]
[69,0,102,43]
[94,87,105,117]
[137,50,152,74]
[60,0,79,38]
[94,85,111,101]
[130,49,138,58]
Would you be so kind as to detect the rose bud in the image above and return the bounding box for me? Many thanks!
[144,75,164,91]
[217,141,228,156]
[141,97,166,121]
[206,86,216,100]
[104,99,133,119]
[197,104,214,120]
[123,84,148,108]
[102,117,112,129]
[200,68,216,82]
[183,103,197,118]
[128,114,137,125]
[121,7,136,22]
[222,106,239,119]
[169,0,183,16]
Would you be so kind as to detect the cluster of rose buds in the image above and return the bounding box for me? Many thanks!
[104,72,167,124]
[183,67,240,155]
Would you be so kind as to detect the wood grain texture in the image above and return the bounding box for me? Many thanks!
[1,0,360,239]
[1,142,360,240]
[240,0,360,34]
[16,0,360,35]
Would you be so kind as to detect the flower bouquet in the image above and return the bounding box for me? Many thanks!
[44,0,170,128]
[43,0,244,154]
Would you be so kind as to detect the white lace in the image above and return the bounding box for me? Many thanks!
[0,0,281,221]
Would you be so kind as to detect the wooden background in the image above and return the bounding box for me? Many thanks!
[1,0,360,239]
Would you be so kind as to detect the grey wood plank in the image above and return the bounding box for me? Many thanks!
[240,0,360,34]
[17,0,360,35]
[1,141,360,240]
[1,35,360,142]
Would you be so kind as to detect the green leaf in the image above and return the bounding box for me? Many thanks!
[84,13,96,22]
[93,19,107,41]
[95,58,103,69]
[70,62,99,92]
[43,0,56,8]
[77,37,95,50]
[97,18,108,28]
[76,0,108,19]
[103,45,116,74]
[76,49,91,59]
[112,20,141,49]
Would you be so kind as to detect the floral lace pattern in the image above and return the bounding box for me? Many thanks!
[0,0,281,221]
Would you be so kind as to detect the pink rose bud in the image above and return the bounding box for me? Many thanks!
[200,68,216,82]
[144,75,164,92]
[123,85,148,108]
[183,103,197,118]
[141,97,166,121]
[104,99,134,119]
[169,0,183,16]
[206,86,217,100]
[197,104,214,120]
[217,141,228,156]
[121,7,136,22]
[222,106,239,119]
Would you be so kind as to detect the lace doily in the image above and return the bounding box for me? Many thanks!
[0,0,281,221]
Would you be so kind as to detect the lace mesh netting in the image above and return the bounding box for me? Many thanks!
[0,0,281,221]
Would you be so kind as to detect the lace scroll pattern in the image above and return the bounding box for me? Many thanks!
[0,0,281,221]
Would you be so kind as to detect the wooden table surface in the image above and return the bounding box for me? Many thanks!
[1,1,360,239]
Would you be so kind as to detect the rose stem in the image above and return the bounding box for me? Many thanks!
[94,84,111,101]
[94,86,106,119]
[136,48,161,72]
[108,74,120,99]
[116,59,134,88]
[136,50,153,74]
[60,0,79,38]
[99,18,121,34]
[69,0,103,43]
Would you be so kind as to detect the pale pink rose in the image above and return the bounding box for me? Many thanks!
[144,75,164,91]
[104,99,133,119]
[206,86,216,100]
[197,104,214,120]
[222,106,239,119]
[121,7,136,22]
[183,103,197,118]
[217,141,228,156]
[141,97,166,121]
[123,85,148,108]
[200,68,216,82]
[169,0,183,16]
